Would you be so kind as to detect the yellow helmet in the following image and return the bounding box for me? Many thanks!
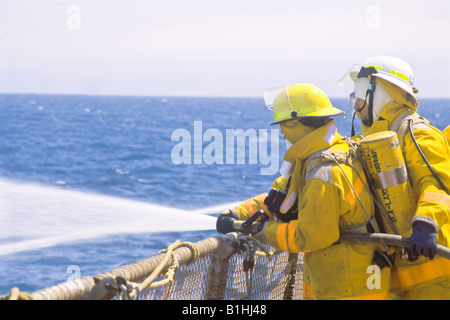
[264,83,345,125]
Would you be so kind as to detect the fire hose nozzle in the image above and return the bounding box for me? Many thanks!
[216,210,268,235]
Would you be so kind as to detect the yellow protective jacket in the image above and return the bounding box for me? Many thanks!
[444,125,450,145]
[442,125,450,144]
[239,121,390,300]
[361,78,450,299]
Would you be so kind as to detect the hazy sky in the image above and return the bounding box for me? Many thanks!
[1,0,449,97]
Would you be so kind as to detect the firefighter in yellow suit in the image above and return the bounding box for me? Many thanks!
[222,83,391,299]
[339,56,450,299]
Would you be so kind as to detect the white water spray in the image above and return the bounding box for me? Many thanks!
[0,179,242,256]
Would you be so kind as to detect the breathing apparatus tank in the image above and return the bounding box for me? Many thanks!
[360,131,416,236]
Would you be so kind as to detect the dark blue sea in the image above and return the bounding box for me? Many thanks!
[0,94,448,295]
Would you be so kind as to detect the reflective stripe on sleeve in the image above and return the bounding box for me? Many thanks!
[287,220,300,253]
[345,170,367,205]
[390,257,450,290]
[275,221,300,253]
[276,224,288,251]
[418,192,450,209]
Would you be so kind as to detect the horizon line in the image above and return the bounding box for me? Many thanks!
[1,91,449,100]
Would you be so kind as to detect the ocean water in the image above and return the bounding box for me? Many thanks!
[0,94,448,295]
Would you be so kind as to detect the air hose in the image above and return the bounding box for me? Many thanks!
[408,119,449,194]
[339,232,450,260]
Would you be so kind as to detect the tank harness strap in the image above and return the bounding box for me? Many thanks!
[391,113,430,150]
[305,149,353,175]
[339,217,379,234]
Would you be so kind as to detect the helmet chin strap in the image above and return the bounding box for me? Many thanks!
[367,77,376,126]
[351,110,358,137]
[351,91,369,136]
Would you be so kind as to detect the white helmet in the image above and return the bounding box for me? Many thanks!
[339,56,419,131]
[339,56,418,97]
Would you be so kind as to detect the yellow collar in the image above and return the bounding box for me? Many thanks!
[284,120,341,162]
[362,102,415,136]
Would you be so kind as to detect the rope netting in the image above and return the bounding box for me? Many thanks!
[1,233,303,300]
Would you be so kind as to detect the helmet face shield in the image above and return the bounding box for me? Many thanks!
[338,64,379,118]
[264,85,298,124]
[349,91,356,110]
[263,85,289,111]
[337,64,362,86]
[354,77,371,100]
